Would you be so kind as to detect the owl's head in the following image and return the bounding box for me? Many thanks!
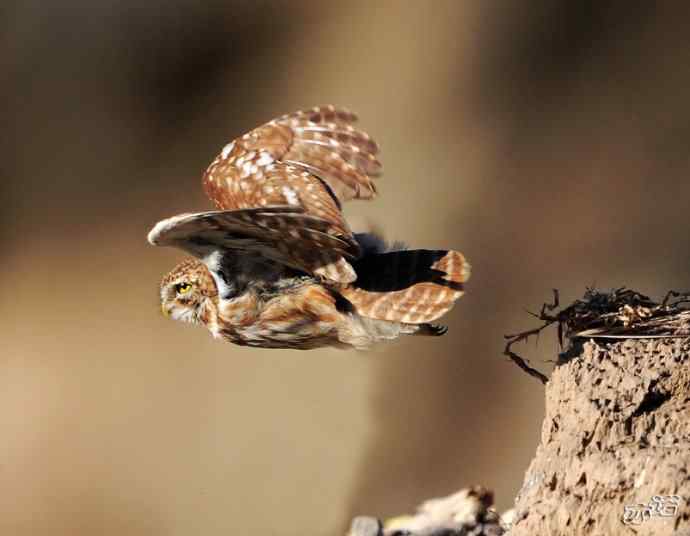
[159,258,218,324]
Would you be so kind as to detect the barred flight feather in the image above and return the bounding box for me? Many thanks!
[341,250,471,324]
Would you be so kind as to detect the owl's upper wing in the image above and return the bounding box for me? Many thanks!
[148,207,359,283]
[202,105,382,225]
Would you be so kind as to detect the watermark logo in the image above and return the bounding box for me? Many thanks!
[622,495,682,526]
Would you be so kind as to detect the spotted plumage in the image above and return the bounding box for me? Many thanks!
[149,106,470,349]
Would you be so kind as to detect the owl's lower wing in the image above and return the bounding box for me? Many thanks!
[147,207,359,283]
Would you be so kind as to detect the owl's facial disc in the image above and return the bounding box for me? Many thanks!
[159,258,218,325]
[161,279,202,324]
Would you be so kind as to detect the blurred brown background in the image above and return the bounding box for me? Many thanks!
[4,1,690,535]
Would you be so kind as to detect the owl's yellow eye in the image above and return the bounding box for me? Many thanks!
[175,282,193,294]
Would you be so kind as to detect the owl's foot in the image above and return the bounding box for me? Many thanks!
[416,323,448,336]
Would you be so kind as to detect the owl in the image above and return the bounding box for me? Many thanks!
[148,106,470,350]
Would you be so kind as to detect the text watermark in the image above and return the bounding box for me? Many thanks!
[622,495,682,526]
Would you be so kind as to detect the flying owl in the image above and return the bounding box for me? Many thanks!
[148,106,470,350]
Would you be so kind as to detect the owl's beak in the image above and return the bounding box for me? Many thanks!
[161,304,170,317]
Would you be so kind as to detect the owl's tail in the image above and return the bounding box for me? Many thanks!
[339,247,471,328]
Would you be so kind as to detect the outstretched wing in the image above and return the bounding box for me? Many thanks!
[203,105,382,210]
[196,105,382,283]
[148,207,359,283]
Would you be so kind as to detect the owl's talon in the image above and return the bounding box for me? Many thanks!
[416,323,448,336]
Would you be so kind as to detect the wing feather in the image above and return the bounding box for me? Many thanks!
[202,105,381,213]
[148,207,358,283]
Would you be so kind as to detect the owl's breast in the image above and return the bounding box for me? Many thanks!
[214,283,343,349]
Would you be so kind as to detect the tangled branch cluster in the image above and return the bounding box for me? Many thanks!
[504,288,690,384]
